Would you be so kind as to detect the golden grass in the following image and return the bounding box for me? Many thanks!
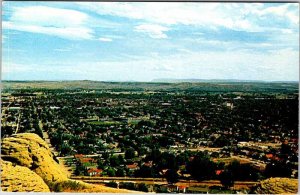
[253,177,298,194]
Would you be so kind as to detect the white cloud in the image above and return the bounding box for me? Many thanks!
[2,63,34,73]
[98,37,113,42]
[134,24,169,39]
[252,3,299,24]
[3,6,94,40]
[12,6,88,27]
[2,35,7,43]
[54,47,298,82]
[3,21,93,40]
[76,3,258,32]
[3,47,298,81]
[152,64,174,72]
[77,2,298,33]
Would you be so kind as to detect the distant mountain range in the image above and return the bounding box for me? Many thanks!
[3,79,298,92]
[2,79,298,84]
[151,78,299,83]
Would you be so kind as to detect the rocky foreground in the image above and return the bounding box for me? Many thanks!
[1,133,137,192]
[251,177,298,194]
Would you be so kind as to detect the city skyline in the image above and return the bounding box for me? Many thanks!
[2,2,299,81]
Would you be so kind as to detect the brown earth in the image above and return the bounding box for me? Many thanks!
[1,133,138,193]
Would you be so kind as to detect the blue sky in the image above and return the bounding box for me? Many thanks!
[2,2,299,81]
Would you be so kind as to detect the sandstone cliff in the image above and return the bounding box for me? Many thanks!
[251,177,298,194]
[1,160,50,192]
[1,133,137,193]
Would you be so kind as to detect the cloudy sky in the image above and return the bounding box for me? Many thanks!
[2,2,299,81]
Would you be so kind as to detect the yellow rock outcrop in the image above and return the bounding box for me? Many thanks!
[252,177,298,194]
[1,160,50,192]
[1,133,137,193]
[1,133,68,184]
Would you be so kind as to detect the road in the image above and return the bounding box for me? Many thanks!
[71,176,258,189]
[40,120,59,155]
[57,152,126,160]
[1,102,12,115]
[14,111,22,134]
[57,147,222,160]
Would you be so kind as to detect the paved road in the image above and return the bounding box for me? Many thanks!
[14,111,22,134]
[2,102,12,114]
[71,176,258,188]
[57,147,221,160]
[57,152,125,160]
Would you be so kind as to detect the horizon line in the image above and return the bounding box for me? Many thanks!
[1,79,299,83]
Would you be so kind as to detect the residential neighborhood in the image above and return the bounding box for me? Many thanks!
[1,81,298,193]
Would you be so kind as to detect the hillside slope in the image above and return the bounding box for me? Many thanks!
[1,133,137,193]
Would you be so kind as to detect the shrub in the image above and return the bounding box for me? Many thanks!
[49,180,84,192]
[106,181,118,188]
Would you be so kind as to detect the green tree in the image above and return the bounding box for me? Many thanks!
[264,160,292,178]
[125,148,135,159]
[219,170,234,189]
[102,152,110,159]
[137,183,148,192]
[116,168,126,177]
[97,158,105,169]
[165,169,179,184]
[135,165,154,178]
[74,164,86,176]
[109,155,120,167]
[118,155,125,164]
[157,152,178,170]
[106,181,118,188]
[60,143,72,156]
[187,152,216,181]
[107,167,116,177]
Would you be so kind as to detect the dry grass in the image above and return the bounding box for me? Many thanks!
[253,177,298,194]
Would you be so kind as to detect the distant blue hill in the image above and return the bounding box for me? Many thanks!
[151,78,299,83]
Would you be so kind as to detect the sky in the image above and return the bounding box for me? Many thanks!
[2,2,299,81]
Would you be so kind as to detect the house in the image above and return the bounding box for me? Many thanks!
[87,168,103,176]
[74,154,84,159]
[143,161,153,167]
[178,186,187,193]
[265,153,273,159]
[216,170,223,176]
[79,157,94,164]
[126,163,139,171]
